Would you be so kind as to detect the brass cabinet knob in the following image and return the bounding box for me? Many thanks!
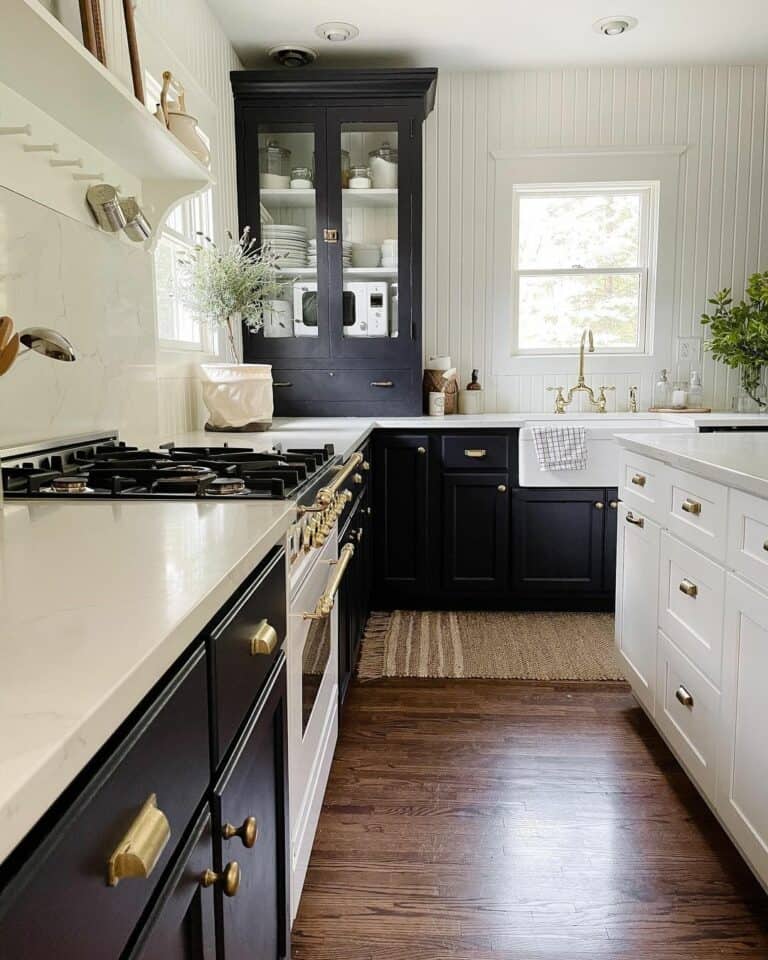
[250,619,278,656]
[631,474,647,487]
[201,861,241,897]
[222,816,258,849]
[609,500,618,509]
[681,498,702,516]
[497,484,507,493]
[679,578,698,598]
[107,794,171,887]
[675,685,694,708]
[417,446,426,455]
[594,501,605,510]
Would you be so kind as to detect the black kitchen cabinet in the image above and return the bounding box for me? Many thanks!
[442,473,509,593]
[230,69,437,416]
[212,655,289,960]
[125,808,216,960]
[373,432,430,602]
[513,487,618,606]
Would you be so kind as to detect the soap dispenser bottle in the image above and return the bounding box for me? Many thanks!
[653,369,671,409]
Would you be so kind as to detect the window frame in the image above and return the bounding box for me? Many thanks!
[510,181,658,357]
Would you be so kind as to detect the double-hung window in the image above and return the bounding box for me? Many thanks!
[511,182,658,355]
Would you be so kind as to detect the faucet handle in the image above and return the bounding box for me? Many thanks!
[547,386,567,414]
[596,385,615,413]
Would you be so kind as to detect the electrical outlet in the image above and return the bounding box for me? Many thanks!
[677,338,702,370]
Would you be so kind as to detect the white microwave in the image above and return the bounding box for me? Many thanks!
[293,281,389,337]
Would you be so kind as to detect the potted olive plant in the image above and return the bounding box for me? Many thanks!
[179,228,285,431]
[701,270,768,412]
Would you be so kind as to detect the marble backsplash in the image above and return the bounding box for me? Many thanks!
[0,186,160,449]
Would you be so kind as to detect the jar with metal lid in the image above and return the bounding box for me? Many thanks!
[260,139,291,188]
[290,166,313,189]
[348,165,371,189]
[368,141,398,188]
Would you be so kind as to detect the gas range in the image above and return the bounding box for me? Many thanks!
[0,433,339,503]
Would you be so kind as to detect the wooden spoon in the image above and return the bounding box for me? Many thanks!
[0,333,20,376]
[0,316,13,351]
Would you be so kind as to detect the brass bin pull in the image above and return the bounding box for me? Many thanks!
[631,474,647,487]
[299,452,363,513]
[222,816,258,849]
[201,862,241,897]
[464,449,487,458]
[370,380,393,388]
[107,794,170,887]
[303,543,355,620]
[679,579,698,598]
[675,685,694,709]
[681,498,702,516]
[250,619,278,657]
[626,512,645,528]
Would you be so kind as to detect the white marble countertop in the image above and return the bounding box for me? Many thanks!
[0,498,294,862]
[617,432,768,499]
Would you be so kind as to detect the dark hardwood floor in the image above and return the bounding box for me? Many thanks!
[292,679,768,959]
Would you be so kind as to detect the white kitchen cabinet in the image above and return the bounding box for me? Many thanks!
[615,504,660,714]
[727,488,768,589]
[718,574,768,883]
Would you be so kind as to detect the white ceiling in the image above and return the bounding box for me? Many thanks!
[207,0,768,69]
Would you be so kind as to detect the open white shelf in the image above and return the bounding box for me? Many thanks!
[261,188,398,209]
[1,0,212,222]
[276,266,397,277]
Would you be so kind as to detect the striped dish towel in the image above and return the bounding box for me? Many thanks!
[532,426,588,471]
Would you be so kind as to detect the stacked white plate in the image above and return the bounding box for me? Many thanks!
[381,238,398,269]
[307,238,352,268]
[262,224,308,268]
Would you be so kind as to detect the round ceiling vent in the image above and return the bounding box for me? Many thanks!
[268,44,318,68]
[315,21,360,42]
[593,15,638,35]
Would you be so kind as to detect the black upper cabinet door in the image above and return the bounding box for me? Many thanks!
[442,474,509,593]
[125,808,216,960]
[513,488,606,594]
[212,657,289,960]
[603,488,619,592]
[373,433,430,598]
[236,107,330,362]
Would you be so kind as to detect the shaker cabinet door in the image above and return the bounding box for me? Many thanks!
[212,657,289,960]
[441,473,509,592]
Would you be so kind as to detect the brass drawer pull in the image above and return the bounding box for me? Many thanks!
[675,685,694,708]
[370,380,393,387]
[631,474,647,487]
[679,579,698,598]
[107,794,170,887]
[272,381,292,388]
[304,543,355,619]
[681,498,702,515]
[626,512,645,528]
[201,862,241,897]
[464,448,487,458]
[250,619,278,656]
[222,816,258,849]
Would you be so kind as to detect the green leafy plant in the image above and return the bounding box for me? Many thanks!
[700,270,768,409]
[178,227,283,361]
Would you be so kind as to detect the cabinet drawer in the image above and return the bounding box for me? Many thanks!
[619,450,669,523]
[666,466,728,561]
[272,368,415,406]
[439,434,509,470]
[0,648,210,960]
[656,630,720,801]
[727,488,768,589]
[210,547,287,763]
[659,533,725,687]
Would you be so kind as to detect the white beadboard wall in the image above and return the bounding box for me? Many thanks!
[423,67,768,412]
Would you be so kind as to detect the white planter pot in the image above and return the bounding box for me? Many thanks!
[199,363,274,431]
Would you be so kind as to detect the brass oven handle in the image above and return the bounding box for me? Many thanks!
[303,543,355,620]
[222,816,258,849]
[201,862,241,897]
[626,512,645,528]
[250,618,278,656]
[631,474,647,487]
[370,380,393,387]
[679,578,698,598]
[675,685,694,708]
[299,452,364,513]
[464,449,487,458]
[107,794,170,886]
[681,498,702,515]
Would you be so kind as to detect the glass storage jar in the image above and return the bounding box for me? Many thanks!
[260,139,291,188]
[368,142,398,188]
[348,165,371,189]
[290,166,313,189]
